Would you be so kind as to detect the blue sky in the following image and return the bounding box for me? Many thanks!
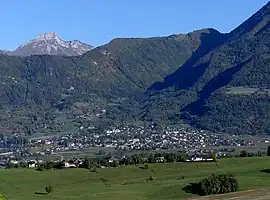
[1,0,269,50]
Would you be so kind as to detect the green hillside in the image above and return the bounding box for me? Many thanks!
[1,157,270,200]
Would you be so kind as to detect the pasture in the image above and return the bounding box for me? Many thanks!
[1,157,270,200]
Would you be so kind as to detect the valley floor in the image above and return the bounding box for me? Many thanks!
[1,157,270,200]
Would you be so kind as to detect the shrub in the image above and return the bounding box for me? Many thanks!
[36,165,45,171]
[44,161,54,170]
[183,173,238,196]
[45,185,53,194]
[139,164,149,170]
[90,167,97,173]
[80,158,97,169]
[53,162,64,169]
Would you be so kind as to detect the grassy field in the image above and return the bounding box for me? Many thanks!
[1,157,270,200]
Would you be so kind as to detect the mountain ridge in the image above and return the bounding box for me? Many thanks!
[140,1,270,134]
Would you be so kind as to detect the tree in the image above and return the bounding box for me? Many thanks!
[240,150,248,157]
[131,155,143,165]
[210,153,217,162]
[36,165,45,171]
[46,161,55,169]
[19,162,27,168]
[164,153,176,163]
[109,160,119,168]
[45,185,53,194]
[147,154,156,163]
[267,146,270,156]
[79,158,96,169]
[176,153,187,162]
[6,163,15,169]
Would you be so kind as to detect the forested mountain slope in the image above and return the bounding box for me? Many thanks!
[142,1,270,134]
[0,29,222,134]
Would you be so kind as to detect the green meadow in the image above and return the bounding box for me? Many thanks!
[1,157,270,200]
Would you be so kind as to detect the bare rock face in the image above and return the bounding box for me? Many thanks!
[6,32,93,57]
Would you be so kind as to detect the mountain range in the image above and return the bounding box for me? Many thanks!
[0,2,269,135]
[1,32,93,57]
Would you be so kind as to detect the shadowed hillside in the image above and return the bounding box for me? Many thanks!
[140,1,270,134]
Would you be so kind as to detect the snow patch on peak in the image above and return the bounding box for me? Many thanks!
[36,32,58,40]
[11,32,93,56]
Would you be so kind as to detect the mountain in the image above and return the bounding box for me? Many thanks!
[0,2,269,135]
[140,1,270,134]
[6,32,93,57]
[0,50,8,55]
[0,29,222,134]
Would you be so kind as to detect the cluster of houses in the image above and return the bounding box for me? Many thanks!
[25,125,256,157]
[0,123,261,165]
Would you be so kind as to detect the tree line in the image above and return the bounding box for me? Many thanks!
[80,151,189,169]
[6,145,270,170]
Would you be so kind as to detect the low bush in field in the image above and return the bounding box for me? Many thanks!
[183,173,238,196]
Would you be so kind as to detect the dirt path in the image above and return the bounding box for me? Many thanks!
[188,189,270,200]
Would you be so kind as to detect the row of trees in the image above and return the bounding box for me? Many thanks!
[238,146,270,158]
[8,145,270,171]
[42,146,270,171]
[5,151,189,171]
[36,161,64,171]
[239,150,266,158]
[183,173,238,196]
[120,152,188,165]
[5,161,64,171]
[80,152,189,169]
[6,162,28,169]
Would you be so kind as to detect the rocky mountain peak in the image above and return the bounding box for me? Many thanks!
[35,32,59,40]
[5,32,93,57]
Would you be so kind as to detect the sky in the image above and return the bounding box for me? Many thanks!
[1,0,269,50]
